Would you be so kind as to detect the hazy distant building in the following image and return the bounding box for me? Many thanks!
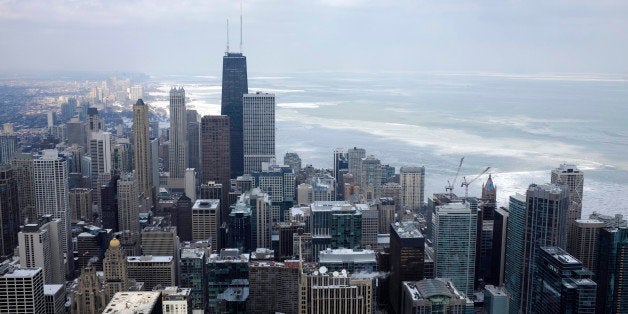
[243,92,275,174]
[0,266,45,313]
[0,134,17,166]
[283,152,302,172]
[169,87,187,179]
[400,166,425,210]
[221,52,248,179]
[132,99,153,208]
[551,164,584,229]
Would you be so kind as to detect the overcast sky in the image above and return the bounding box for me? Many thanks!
[1,0,627,75]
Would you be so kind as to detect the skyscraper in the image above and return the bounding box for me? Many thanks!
[221,52,248,179]
[103,238,129,302]
[33,150,71,257]
[0,266,45,313]
[551,164,584,229]
[520,183,569,313]
[169,87,187,179]
[504,194,526,314]
[186,109,200,172]
[432,201,477,297]
[360,155,382,200]
[595,227,628,314]
[389,221,425,314]
[347,147,366,186]
[567,219,604,273]
[132,99,153,208]
[117,173,140,235]
[399,166,425,210]
[0,167,19,258]
[201,115,231,223]
[11,153,36,225]
[18,217,64,284]
[243,92,275,174]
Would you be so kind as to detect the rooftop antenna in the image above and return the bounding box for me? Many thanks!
[239,0,243,53]
[226,19,230,53]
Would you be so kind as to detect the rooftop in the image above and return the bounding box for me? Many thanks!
[392,221,423,238]
[102,291,161,313]
[192,199,219,210]
[127,256,174,263]
[44,284,64,295]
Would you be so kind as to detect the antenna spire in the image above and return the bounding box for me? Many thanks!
[239,0,243,53]
[226,19,230,53]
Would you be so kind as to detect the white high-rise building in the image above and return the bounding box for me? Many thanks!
[117,173,140,235]
[400,166,425,210]
[243,92,275,174]
[33,150,71,255]
[18,217,65,284]
[432,201,477,297]
[0,266,45,313]
[169,87,187,179]
[129,84,144,101]
[90,131,112,200]
[551,164,584,228]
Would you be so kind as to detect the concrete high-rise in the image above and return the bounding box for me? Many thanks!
[0,266,45,313]
[567,219,604,273]
[132,99,153,208]
[127,255,176,291]
[18,217,64,284]
[169,87,187,179]
[399,166,425,210]
[69,187,93,222]
[432,201,477,297]
[192,199,220,248]
[221,52,248,179]
[33,149,71,256]
[0,167,19,258]
[117,173,140,235]
[243,92,275,174]
[201,115,231,223]
[551,164,584,229]
[347,147,366,187]
[298,271,373,314]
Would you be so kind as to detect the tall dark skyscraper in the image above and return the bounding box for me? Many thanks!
[221,52,248,179]
[201,115,231,224]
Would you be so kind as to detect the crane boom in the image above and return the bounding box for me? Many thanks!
[445,157,464,197]
[461,166,491,198]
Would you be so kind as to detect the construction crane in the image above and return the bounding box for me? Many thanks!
[445,157,464,198]
[461,167,491,199]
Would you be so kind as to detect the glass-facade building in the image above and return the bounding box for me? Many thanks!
[504,194,526,314]
[221,52,248,179]
[595,227,628,314]
[179,247,206,311]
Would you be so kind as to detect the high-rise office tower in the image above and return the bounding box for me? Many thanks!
[103,238,129,302]
[243,92,275,174]
[251,162,295,223]
[504,194,527,314]
[389,221,425,314]
[360,155,382,200]
[248,261,300,314]
[221,52,248,179]
[333,148,349,200]
[537,246,597,313]
[141,226,178,257]
[11,153,36,225]
[0,134,17,166]
[567,219,604,273]
[186,109,200,172]
[173,194,193,242]
[179,247,207,311]
[86,107,102,137]
[117,173,140,235]
[76,225,111,271]
[206,249,250,312]
[192,199,220,249]
[226,203,253,253]
[519,183,569,313]
[201,115,231,223]
[481,174,497,219]
[551,164,584,229]
[169,87,187,179]
[399,166,425,210]
[0,167,19,258]
[33,149,71,257]
[69,187,93,222]
[90,131,112,204]
[132,99,153,207]
[0,266,45,313]
[433,201,477,297]
[488,207,508,286]
[127,255,175,291]
[298,271,373,314]
[595,227,628,314]
[18,217,64,284]
[347,147,366,186]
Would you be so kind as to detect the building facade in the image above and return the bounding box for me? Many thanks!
[243,92,275,175]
